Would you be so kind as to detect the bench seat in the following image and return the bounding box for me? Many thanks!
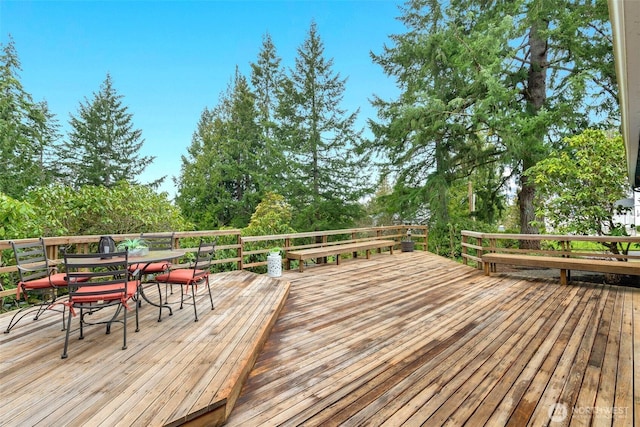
[482,253,640,285]
[286,240,395,272]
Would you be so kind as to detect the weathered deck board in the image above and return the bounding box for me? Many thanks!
[0,270,289,427]
[1,251,637,426]
[226,251,638,426]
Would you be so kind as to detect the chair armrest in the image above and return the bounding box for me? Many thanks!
[16,265,57,275]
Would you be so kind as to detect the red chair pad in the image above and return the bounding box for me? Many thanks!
[154,269,205,284]
[21,272,69,290]
[129,262,171,274]
[71,281,138,303]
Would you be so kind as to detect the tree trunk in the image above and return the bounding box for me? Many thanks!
[519,21,548,250]
[518,172,539,249]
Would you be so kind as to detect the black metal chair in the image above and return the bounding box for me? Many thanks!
[133,232,176,276]
[129,232,176,308]
[61,250,139,359]
[5,238,80,333]
[153,240,215,322]
[129,233,175,275]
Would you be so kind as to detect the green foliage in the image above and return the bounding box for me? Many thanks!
[250,33,290,199]
[241,192,296,272]
[277,21,369,231]
[0,193,42,239]
[176,70,265,229]
[526,129,629,237]
[359,177,397,226]
[242,192,296,237]
[57,73,156,188]
[365,0,617,237]
[429,218,494,260]
[26,182,191,236]
[117,238,148,250]
[0,37,59,198]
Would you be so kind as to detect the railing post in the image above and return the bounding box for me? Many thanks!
[352,231,358,258]
[462,234,468,265]
[423,226,428,251]
[284,237,291,270]
[238,234,244,270]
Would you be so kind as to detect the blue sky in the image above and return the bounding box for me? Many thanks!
[1,0,405,198]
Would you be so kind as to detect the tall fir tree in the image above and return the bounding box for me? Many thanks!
[250,32,288,194]
[0,37,59,198]
[368,0,616,245]
[58,73,154,188]
[176,69,264,228]
[277,21,368,231]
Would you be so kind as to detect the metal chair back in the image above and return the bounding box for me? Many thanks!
[141,232,175,251]
[61,250,139,359]
[64,251,131,298]
[11,238,54,284]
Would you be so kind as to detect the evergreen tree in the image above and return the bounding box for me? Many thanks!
[277,21,368,231]
[176,69,264,228]
[58,73,154,188]
[367,0,616,244]
[250,32,288,194]
[251,32,284,142]
[0,37,59,198]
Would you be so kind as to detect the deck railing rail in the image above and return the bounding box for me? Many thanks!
[460,229,640,269]
[0,225,427,300]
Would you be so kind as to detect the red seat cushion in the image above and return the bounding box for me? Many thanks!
[129,262,171,274]
[71,281,139,304]
[20,272,67,290]
[17,272,88,298]
[154,269,206,285]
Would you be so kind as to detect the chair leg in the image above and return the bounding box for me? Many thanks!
[61,306,74,359]
[4,295,61,334]
[79,309,85,340]
[106,305,124,335]
[122,305,127,350]
[4,306,33,333]
[32,303,49,321]
[156,282,164,323]
[61,304,66,331]
[191,284,198,322]
[135,293,140,332]
[207,277,214,311]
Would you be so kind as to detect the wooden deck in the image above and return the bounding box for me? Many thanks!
[0,270,289,427]
[0,252,637,426]
[227,251,638,426]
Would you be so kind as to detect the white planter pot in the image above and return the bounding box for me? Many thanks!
[130,247,149,257]
[267,254,282,277]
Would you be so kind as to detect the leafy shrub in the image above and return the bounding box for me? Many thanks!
[26,182,192,236]
[0,193,43,239]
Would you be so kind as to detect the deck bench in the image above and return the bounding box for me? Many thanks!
[482,253,640,285]
[286,240,395,272]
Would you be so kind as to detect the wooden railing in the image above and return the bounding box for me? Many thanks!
[460,230,640,269]
[0,225,427,299]
[241,225,427,270]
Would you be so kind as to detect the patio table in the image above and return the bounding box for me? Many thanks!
[128,250,185,323]
[66,249,185,327]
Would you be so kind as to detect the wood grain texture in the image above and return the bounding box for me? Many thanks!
[0,270,289,427]
[226,251,638,426]
[1,251,636,426]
